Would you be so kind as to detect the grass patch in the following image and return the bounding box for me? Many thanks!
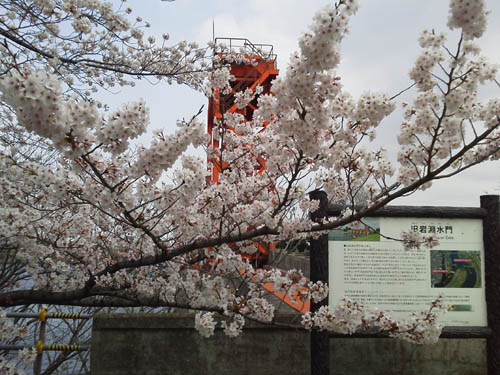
[348,233,380,242]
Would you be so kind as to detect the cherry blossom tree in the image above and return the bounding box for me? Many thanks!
[0,0,499,372]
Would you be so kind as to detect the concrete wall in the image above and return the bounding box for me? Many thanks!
[91,314,487,375]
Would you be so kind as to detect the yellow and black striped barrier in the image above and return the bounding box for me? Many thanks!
[6,311,91,320]
[45,343,88,351]
[1,307,91,355]
[35,340,90,353]
[1,343,90,352]
[47,312,89,319]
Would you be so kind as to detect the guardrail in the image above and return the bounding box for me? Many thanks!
[1,306,92,375]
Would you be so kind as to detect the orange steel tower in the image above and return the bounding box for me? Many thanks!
[207,41,310,313]
[207,38,279,183]
[207,38,279,263]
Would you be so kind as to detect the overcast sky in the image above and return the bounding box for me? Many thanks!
[102,0,500,207]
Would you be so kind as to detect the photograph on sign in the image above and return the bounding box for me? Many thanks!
[329,217,487,326]
[430,250,481,289]
[329,217,380,242]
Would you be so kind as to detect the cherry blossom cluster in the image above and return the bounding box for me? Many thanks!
[308,280,329,303]
[447,0,487,40]
[400,231,440,251]
[0,70,99,156]
[409,48,446,91]
[195,312,216,338]
[0,0,211,95]
[397,0,498,190]
[418,30,447,49]
[301,296,445,344]
[299,0,359,73]
[0,70,73,141]
[390,295,446,344]
[205,66,234,96]
[97,100,149,155]
[135,122,206,180]
[220,314,245,338]
[234,86,263,109]
[0,309,28,344]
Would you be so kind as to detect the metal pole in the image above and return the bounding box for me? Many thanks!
[480,195,500,375]
[309,190,330,375]
[33,307,47,375]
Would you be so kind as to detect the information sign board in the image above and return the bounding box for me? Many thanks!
[328,217,487,326]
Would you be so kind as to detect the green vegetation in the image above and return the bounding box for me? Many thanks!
[348,233,380,241]
[470,258,482,287]
[445,268,468,288]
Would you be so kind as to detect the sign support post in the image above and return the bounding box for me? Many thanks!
[480,195,500,374]
[309,190,330,375]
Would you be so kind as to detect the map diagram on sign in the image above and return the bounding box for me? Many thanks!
[430,250,482,288]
